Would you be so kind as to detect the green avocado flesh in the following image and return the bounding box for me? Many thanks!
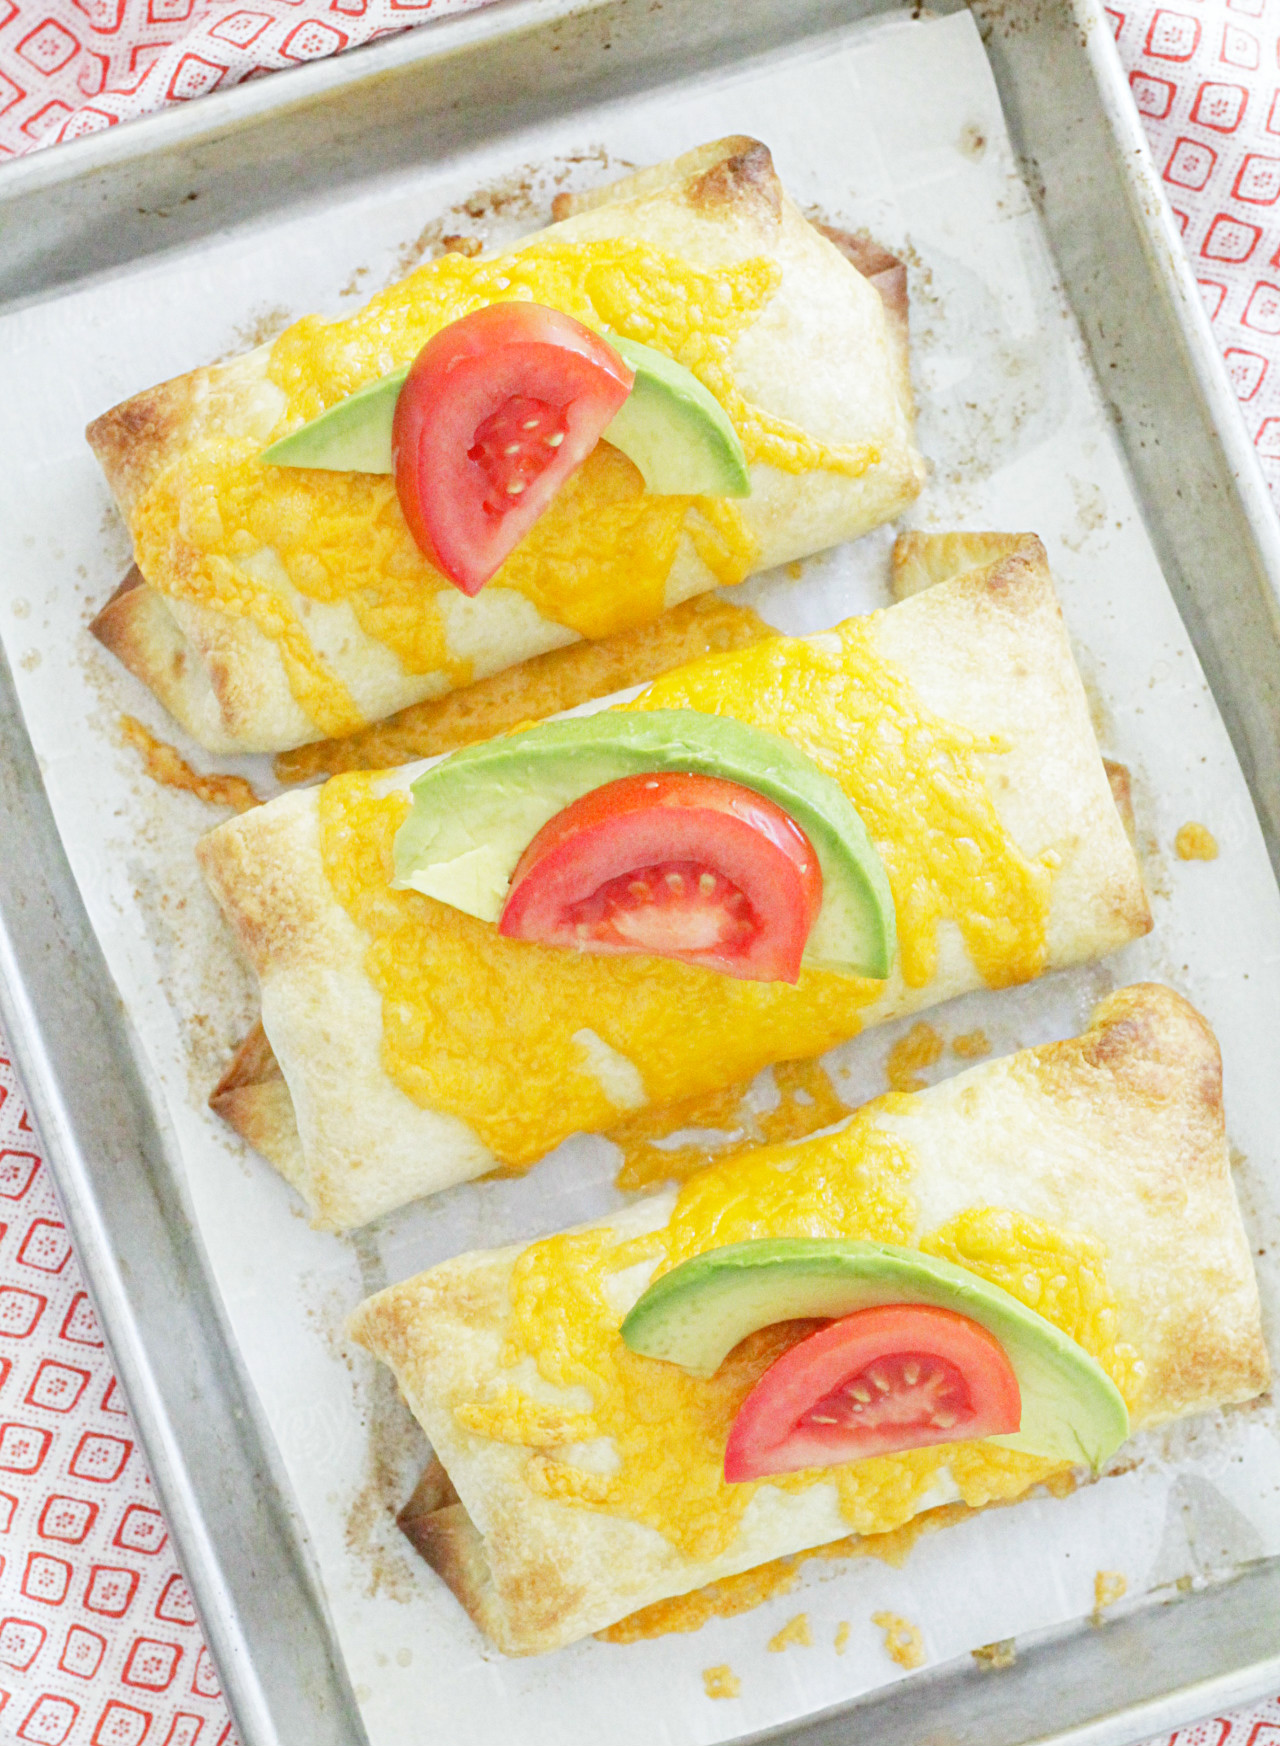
[392,709,896,978]
[261,367,409,472]
[601,335,750,497]
[258,335,750,496]
[619,1238,1130,1470]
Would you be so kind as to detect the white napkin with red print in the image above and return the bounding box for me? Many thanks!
[1115,0,1280,503]
[0,0,496,156]
[0,1047,234,1745]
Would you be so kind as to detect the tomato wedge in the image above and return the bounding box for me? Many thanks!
[392,303,633,596]
[724,1305,1022,1481]
[498,772,823,982]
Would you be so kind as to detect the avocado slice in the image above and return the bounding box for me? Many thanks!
[601,335,750,497]
[259,335,750,496]
[261,367,409,473]
[393,709,896,978]
[619,1238,1130,1470]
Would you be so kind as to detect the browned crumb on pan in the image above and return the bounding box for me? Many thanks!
[1092,1569,1127,1621]
[1175,822,1218,862]
[701,1665,741,1699]
[767,1613,812,1653]
[972,1638,1016,1669]
[952,1028,991,1060]
[120,715,261,812]
[885,1020,944,1092]
[273,594,773,783]
[873,1610,926,1669]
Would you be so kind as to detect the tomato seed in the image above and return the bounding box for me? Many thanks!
[546,432,565,447]
[470,395,570,509]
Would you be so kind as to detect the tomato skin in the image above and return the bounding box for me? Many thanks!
[498,772,823,982]
[392,303,633,596]
[724,1305,1022,1481]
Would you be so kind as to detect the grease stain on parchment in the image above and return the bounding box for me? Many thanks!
[1147,1472,1266,1593]
[76,620,266,1119]
[387,145,617,283]
[1061,476,1107,550]
[906,242,1074,503]
[217,303,294,359]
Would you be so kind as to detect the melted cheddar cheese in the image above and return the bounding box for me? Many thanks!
[317,619,1055,1165]
[634,621,1054,990]
[131,238,874,734]
[597,1503,970,1643]
[610,1057,850,1194]
[921,1208,1146,1407]
[454,1113,1141,1562]
[274,587,772,784]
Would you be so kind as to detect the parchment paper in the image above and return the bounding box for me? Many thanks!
[1,11,1279,1745]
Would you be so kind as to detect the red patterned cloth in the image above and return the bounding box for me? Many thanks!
[1154,1708,1280,1746]
[0,1046,234,1745]
[0,0,495,157]
[1112,0,1280,502]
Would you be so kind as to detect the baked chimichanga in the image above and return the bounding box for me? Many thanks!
[198,533,1151,1230]
[87,136,924,755]
[348,985,1269,1655]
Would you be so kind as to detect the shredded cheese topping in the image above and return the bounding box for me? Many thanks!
[449,1098,1139,1560]
[131,237,875,732]
[317,616,1055,1164]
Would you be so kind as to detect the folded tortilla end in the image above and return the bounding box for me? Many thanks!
[209,1018,307,1185]
[87,372,199,516]
[891,530,1043,601]
[550,134,770,223]
[394,1459,523,1650]
[1102,759,1136,845]
[90,565,254,757]
[408,1501,539,1653]
[685,138,781,225]
[815,224,909,329]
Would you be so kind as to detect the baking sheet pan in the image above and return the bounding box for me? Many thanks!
[4,2,1280,1744]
